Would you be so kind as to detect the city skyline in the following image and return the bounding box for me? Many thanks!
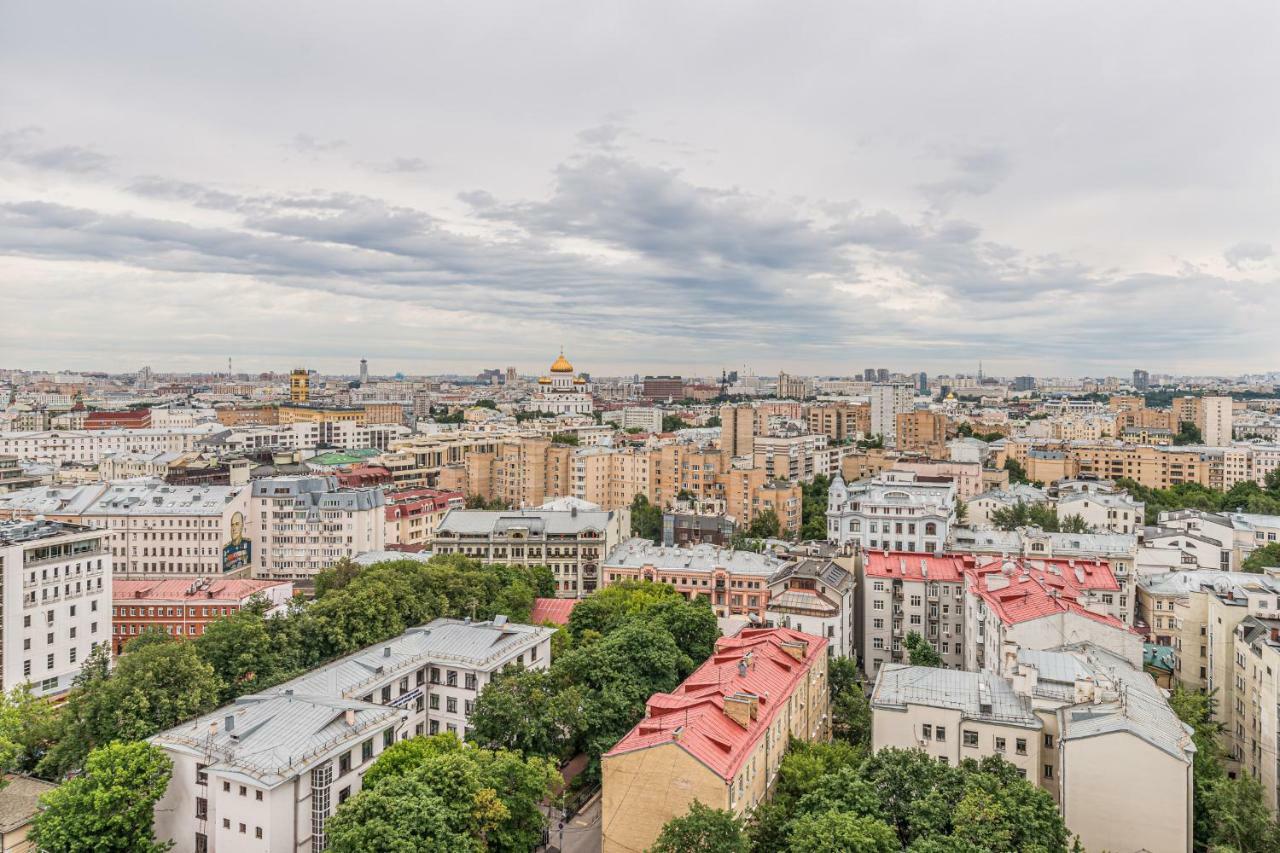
[3,3,1279,376]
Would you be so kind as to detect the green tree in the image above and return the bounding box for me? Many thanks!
[1003,458,1029,484]
[345,733,558,853]
[31,741,173,853]
[475,398,497,409]
[194,598,303,701]
[551,432,580,445]
[1242,542,1280,573]
[467,667,585,760]
[1058,513,1093,534]
[629,493,664,542]
[828,657,871,747]
[465,495,508,509]
[745,509,781,540]
[707,415,722,428]
[0,684,59,774]
[953,496,968,525]
[314,556,362,598]
[1199,773,1280,853]
[904,632,942,667]
[1174,420,1204,445]
[651,801,749,853]
[41,638,221,777]
[787,810,898,853]
[662,414,687,432]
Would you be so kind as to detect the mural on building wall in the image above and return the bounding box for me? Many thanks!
[223,511,251,572]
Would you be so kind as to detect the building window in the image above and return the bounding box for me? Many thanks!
[994,737,1006,752]
[383,728,395,748]
[1015,738,1027,755]
[963,730,978,747]
[1043,734,1053,748]
[195,797,207,820]
[361,739,374,762]
[310,762,333,853]
[195,833,208,853]
[446,697,457,714]
[935,727,946,743]
[921,724,932,740]
[1043,764,1054,779]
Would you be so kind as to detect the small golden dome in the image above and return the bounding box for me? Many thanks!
[538,377,552,385]
[550,352,574,373]
[573,377,586,385]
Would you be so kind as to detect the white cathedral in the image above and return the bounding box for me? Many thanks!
[532,350,594,416]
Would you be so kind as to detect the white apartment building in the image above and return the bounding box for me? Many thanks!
[860,552,968,676]
[0,519,112,697]
[872,645,1195,853]
[0,425,223,465]
[212,422,411,454]
[433,507,629,598]
[602,407,663,434]
[827,471,956,554]
[765,555,856,658]
[869,383,914,446]
[1202,396,1234,446]
[151,617,551,853]
[1056,490,1144,534]
[965,484,1049,527]
[249,477,384,585]
[0,482,253,578]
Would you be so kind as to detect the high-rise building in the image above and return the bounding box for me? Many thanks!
[1014,375,1036,392]
[916,372,929,395]
[289,368,309,403]
[876,368,891,382]
[1199,396,1233,446]
[863,368,876,382]
[868,382,914,445]
[359,358,369,385]
[0,519,112,698]
[1132,369,1150,391]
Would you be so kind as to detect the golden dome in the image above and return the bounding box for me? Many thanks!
[549,352,574,373]
[537,377,552,385]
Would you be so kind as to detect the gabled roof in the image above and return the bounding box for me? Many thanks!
[604,627,827,781]
[530,597,580,625]
[872,664,1039,729]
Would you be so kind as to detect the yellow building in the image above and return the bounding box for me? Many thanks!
[289,368,309,403]
[601,628,829,853]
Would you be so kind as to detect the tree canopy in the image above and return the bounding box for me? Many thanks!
[651,801,750,853]
[31,741,174,853]
[904,632,942,667]
[629,493,663,542]
[988,501,1093,534]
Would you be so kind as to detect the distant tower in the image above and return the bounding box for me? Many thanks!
[978,361,984,382]
[359,358,369,385]
[290,368,310,403]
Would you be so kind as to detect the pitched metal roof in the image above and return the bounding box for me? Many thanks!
[871,664,1040,729]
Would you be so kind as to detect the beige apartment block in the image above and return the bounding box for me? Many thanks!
[602,629,829,853]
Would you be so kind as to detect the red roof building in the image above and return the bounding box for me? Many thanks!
[602,628,829,853]
[530,597,580,625]
[84,409,151,430]
[112,578,294,654]
[335,464,393,488]
[383,488,464,550]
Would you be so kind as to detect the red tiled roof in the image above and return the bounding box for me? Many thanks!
[864,551,966,582]
[965,554,1129,630]
[604,627,827,781]
[530,597,580,625]
[113,579,289,604]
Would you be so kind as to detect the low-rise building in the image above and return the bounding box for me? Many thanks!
[0,519,111,697]
[827,471,956,554]
[383,488,464,550]
[151,616,552,853]
[112,578,293,654]
[601,628,829,853]
[603,539,782,622]
[0,774,59,853]
[1056,490,1144,534]
[433,506,628,598]
[765,555,855,658]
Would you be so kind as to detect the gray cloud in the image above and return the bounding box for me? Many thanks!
[1224,241,1274,270]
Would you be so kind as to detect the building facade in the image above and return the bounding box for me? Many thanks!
[249,477,385,585]
[827,471,956,553]
[112,578,293,653]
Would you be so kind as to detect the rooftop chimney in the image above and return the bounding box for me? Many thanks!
[344,708,357,726]
[224,715,235,732]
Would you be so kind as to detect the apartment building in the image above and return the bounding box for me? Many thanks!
[654,442,727,506]
[379,430,512,488]
[601,628,829,853]
[721,466,802,536]
[151,617,550,853]
[804,402,870,444]
[965,484,1050,527]
[0,519,111,697]
[571,446,656,511]
[464,436,573,508]
[249,477,385,585]
[1199,396,1234,446]
[1232,615,1280,813]
[895,410,948,457]
[1056,490,1144,534]
[0,425,222,465]
[963,555,1139,674]
[751,434,828,483]
[949,527,1137,613]
[827,471,956,553]
[873,645,1195,853]
[601,538,783,622]
[719,403,762,458]
[0,455,42,494]
[861,552,968,676]
[0,482,253,578]
[765,555,855,658]
[432,506,628,598]
[868,383,915,446]
[383,488,464,550]
[112,578,292,654]
[891,458,985,500]
[602,407,663,434]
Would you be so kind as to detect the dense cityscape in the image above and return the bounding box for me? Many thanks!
[5,2,1280,851]
[0,359,1277,851]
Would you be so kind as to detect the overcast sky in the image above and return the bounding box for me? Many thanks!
[1,1,1277,378]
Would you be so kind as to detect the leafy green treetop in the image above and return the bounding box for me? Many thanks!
[651,801,750,853]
